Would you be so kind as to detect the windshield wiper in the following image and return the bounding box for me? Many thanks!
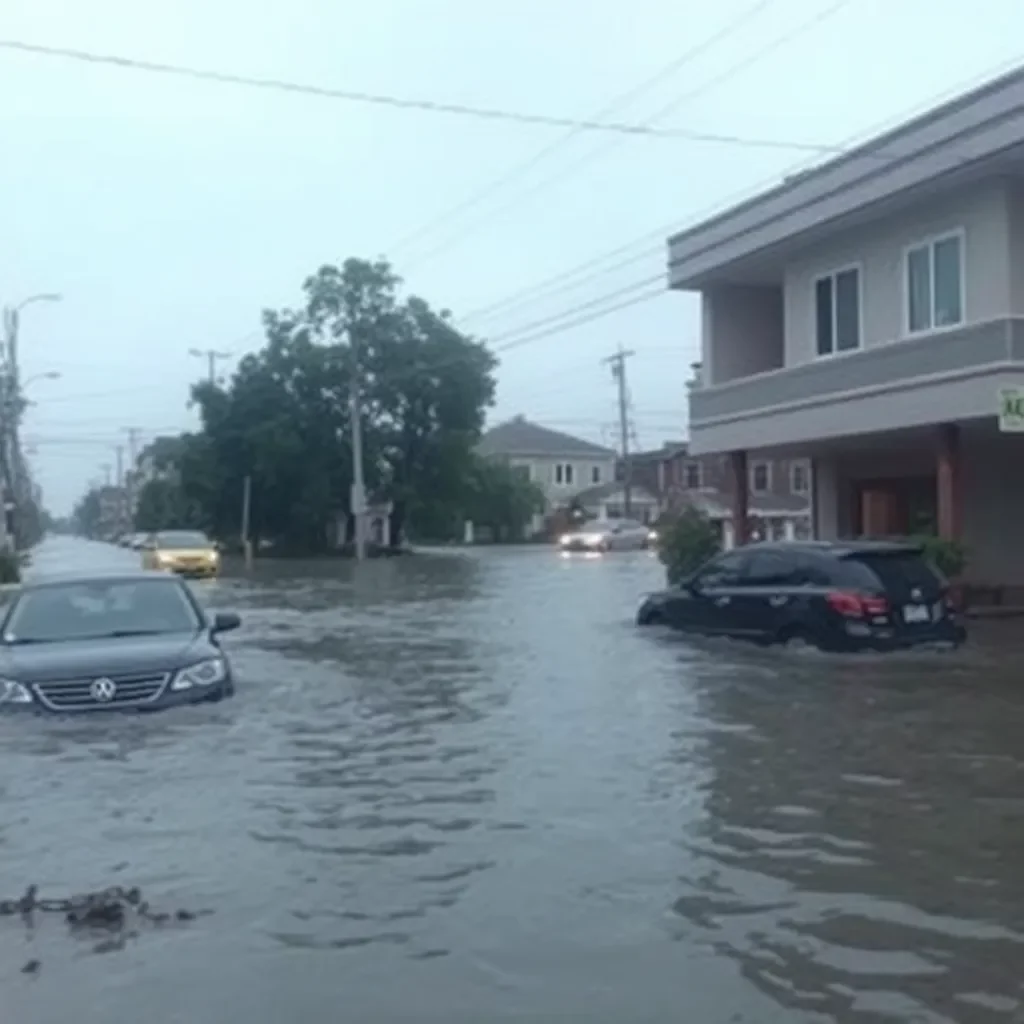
[104,629,172,638]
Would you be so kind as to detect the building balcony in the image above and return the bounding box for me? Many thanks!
[688,317,1024,453]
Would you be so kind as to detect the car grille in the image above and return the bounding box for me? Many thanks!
[32,672,171,711]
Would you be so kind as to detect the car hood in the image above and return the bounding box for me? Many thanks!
[155,548,216,559]
[0,632,214,683]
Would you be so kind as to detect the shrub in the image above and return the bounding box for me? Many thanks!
[0,549,21,585]
[657,506,721,585]
[911,534,966,579]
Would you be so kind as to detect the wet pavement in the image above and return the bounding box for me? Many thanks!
[2,536,1024,1023]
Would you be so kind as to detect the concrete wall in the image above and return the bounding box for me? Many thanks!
[702,284,784,385]
[783,182,1013,367]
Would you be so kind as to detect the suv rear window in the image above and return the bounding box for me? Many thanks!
[838,551,942,596]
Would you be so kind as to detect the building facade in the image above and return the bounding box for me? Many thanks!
[477,416,618,533]
[670,66,1024,584]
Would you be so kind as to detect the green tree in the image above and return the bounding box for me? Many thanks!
[134,478,195,532]
[72,488,103,538]
[464,457,545,542]
[657,506,721,585]
[178,256,497,554]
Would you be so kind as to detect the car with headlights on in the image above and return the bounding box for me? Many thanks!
[141,530,220,579]
[0,572,240,713]
[559,518,656,553]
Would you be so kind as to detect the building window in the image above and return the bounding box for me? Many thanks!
[790,460,810,495]
[555,463,574,486]
[814,266,861,356]
[750,462,771,494]
[683,461,702,490]
[906,231,964,334]
[591,465,601,484]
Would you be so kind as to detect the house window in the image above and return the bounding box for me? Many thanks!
[790,460,810,495]
[906,231,964,334]
[554,463,574,486]
[814,266,861,356]
[591,465,601,484]
[683,461,702,490]
[750,462,771,494]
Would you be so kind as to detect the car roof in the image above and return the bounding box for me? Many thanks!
[16,570,182,593]
[737,539,923,558]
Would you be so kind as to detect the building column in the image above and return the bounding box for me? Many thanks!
[729,450,749,546]
[937,423,962,541]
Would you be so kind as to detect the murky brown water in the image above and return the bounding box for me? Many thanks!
[2,537,1024,1023]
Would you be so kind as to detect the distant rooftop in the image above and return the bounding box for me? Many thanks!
[478,416,617,459]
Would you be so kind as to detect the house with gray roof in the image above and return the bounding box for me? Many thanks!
[477,416,618,526]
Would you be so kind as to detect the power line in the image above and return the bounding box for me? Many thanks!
[457,48,1019,331]
[0,37,862,153]
[402,0,856,273]
[389,0,773,261]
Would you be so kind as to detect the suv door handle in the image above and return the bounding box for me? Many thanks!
[714,596,731,607]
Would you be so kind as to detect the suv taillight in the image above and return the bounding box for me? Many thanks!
[826,590,889,618]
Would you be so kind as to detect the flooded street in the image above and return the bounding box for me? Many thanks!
[3,537,1024,1023]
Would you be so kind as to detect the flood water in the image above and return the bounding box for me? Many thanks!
[2,537,1024,1023]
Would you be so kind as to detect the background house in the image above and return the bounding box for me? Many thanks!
[630,442,811,544]
[477,416,618,533]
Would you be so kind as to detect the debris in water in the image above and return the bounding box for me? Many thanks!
[0,885,211,937]
[21,959,40,975]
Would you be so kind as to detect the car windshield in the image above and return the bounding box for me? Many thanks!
[156,531,211,549]
[3,579,200,644]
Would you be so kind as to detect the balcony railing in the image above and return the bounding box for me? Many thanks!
[691,318,1023,424]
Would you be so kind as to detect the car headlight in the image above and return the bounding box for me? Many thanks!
[171,658,227,691]
[0,678,33,705]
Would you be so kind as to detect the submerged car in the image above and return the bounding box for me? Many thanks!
[142,530,220,579]
[0,572,240,713]
[559,518,655,553]
[636,540,965,652]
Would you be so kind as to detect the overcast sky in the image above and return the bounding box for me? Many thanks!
[3,0,1024,513]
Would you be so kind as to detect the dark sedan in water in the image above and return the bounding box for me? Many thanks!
[0,572,241,713]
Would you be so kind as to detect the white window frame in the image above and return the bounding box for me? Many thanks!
[789,460,810,495]
[683,461,702,490]
[591,465,601,485]
[750,461,772,494]
[902,228,966,337]
[554,462,574,486]
[812,262,863,358]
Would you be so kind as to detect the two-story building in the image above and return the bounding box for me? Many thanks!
[631,442,811,543]
[670,66,1024,586]
[477,416,618,533]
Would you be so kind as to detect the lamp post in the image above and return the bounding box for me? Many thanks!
[1,294,62,550]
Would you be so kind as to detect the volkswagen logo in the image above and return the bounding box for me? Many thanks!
[90,678,117,703]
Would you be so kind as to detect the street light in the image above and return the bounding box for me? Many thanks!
[14,293,62,313]
[22,371,61,389]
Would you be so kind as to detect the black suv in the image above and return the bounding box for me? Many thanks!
[636,540,966,652]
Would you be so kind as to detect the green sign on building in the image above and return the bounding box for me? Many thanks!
[998,387,1024,432]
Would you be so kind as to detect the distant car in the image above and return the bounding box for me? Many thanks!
[0,572,240,713]
[636,540,965,652]
[142,530,219,579]
[560,518,656,553]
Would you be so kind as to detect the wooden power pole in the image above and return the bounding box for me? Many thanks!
[603,347,636,517]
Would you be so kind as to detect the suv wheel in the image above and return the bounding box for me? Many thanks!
[778,627,818,652]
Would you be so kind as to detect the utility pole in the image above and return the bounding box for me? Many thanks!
[349,335,367,561]
[603,347,636,518]
[101,463,112,487]
[241,474,253,569]
[122,426,142,526]
[189,347,232,384]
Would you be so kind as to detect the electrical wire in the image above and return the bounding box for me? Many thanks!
[389,0,773,260]
[401,0,855,273]
[0,37,854,153]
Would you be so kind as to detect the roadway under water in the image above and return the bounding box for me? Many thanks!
[2,537,1023,1023]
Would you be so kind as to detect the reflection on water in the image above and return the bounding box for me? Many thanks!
[2,537,1024,1022]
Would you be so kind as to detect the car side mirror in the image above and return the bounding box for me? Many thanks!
[212,611,241,633]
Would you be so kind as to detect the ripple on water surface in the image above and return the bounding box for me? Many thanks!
[2,539,1024,1023]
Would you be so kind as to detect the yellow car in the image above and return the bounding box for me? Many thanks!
[141,530,220,579]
